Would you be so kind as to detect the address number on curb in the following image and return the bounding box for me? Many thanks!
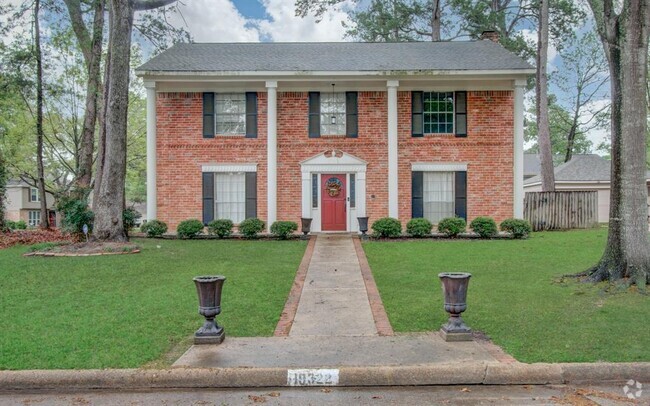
[287,369,339,386]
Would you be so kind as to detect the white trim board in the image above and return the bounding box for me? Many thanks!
[411,162,468,172]
[202,164,258,172]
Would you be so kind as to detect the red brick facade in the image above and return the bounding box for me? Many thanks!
[156,89,514,231]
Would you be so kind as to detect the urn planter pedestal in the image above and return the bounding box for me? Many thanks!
[438,272,472,342]
[357,217,369,240]
[193,275,226,345]
[301,217,312,238]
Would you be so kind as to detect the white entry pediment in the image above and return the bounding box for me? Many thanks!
[300,150,367,173]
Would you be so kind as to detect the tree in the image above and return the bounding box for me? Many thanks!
[536,0,554,191]
[0,150,6,231]
[585,0,650,286]
[34,0,50,229]
[92,0,178,242]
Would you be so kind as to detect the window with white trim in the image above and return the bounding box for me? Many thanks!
[215,93,246,135]
[28,210,41,227]
[423,172,455,223]
[423,92,454,134]
[214,173,246,223]
[30,187,40,202]
[320,92,346,136]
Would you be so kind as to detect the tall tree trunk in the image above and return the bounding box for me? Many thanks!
[586,0,650,286]
[564,113,580,163]
[34,0,49,230]
[536,0,555,191]
[0,152,6,230]
[65,0,105,194]
[93,42,109,213]
[92,0,132,242]
[430,0,441,41]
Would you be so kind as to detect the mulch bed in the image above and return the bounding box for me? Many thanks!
[24,241,141,257]
[0,229,73,249]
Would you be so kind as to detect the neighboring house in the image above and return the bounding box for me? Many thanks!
[524,153,541,180]
[136,36,533,232]
[4,180,59,227]
[523,154,650,222]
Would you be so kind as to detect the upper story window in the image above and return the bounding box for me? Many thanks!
[412,91,467,138]
[309,91,358,138]
[30,187,40,202]
[203,92,257,138]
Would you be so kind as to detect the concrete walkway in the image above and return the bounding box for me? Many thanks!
[289,234,377,336]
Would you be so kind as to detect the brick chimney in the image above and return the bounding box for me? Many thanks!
[480,31,500,42]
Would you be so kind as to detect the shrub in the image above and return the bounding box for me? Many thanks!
[371,217,402,238]
[437,217,467,237]
[15,220,27,230]
[57,196,93,236]
[177,219,204,239]
[123,207,142,236]
[500,218,532,239]
[3,220,16,231]
[238,218,265,239]
[140,219,167,237]
[470,216,498,238]
[270,221,298,239]
[406,218,432,237]
[207,219,234,238]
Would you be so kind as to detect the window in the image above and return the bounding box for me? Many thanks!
[423,92,454,134]
[216,93,246,135]
[350,174,356,208]
[308,92,358,138]
[203,92,257,138]
[202,171,257,225]
[312,174,318,208]
[28,210,41,227]
[423,172,455,223]
[30,187,40,202]
[320,93,346,136]
[215,173,246,223]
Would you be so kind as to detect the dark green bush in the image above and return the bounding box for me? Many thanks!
[15,220,27,230]
[371,217,402,238]
[207,219,234,238]
[270,221,298,239]
[500,218,532,239]
[437,217,467,237]
[177,219,204,239]
[238,218,265,239]
[123,207,142,237]
[140,219,167,237]
[406,218,432,237]
[470,216,498,238]
[57,196,93,236]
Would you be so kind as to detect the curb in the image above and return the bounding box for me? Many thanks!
[2,362,649,390]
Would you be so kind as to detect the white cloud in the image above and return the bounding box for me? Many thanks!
[520,29,559,72]
[256,0,351,42]
[173,0,260,42]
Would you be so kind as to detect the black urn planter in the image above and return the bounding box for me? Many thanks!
[301,217,312,237]
[438,272,472,342]
[357,216,369,239]
[193,275,226,344]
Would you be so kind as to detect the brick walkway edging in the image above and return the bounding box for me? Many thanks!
[273,236,316,337]
[352,236,395,336]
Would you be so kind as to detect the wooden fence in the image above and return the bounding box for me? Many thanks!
[524,191,599,231]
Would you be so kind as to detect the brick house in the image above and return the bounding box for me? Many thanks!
[136,38,532,232]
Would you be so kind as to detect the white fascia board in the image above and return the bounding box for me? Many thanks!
[412,162,468,172]
[202,164,257,173]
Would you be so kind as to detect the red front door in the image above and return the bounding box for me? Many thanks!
[321,174,347,231]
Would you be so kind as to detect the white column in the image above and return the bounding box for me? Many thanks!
[387,80,399,218]
[266,80,278,231]
[513,79,526,218]
[356,171,367,218]
[301,171,311,218]
[144,81,157,221]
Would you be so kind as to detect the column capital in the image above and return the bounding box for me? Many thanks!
[386,80,399,88]
[266,80,278,88]
[514,79,527,88]
[143,80,156,89]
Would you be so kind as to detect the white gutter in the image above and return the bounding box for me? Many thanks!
[135,69,536,78]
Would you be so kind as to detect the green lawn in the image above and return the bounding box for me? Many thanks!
[363,229,650,363]
[0,238,306,370]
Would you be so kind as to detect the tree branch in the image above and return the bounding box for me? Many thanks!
[131,0,177,11]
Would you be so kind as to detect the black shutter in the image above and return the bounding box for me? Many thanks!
[308,92,321,138]
[412,91,424,137]
[412,171,423,218]
[245,172,257,219]
[202,172,214,225]
[203,93,215,138]
[245,92,258,138]
[455,171,467,220]
[346,91,358,138]
[455,91,467,138]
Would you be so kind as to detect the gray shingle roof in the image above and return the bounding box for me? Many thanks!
[525,154,614,184]
[524,153,541,177]
[137,41,533,73]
